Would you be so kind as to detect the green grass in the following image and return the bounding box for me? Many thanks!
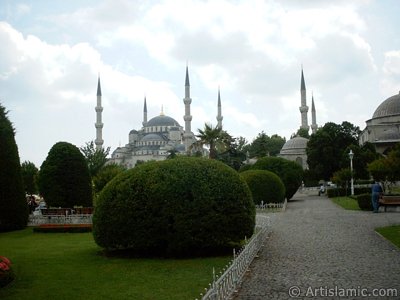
[331,197,361,210]
[376,225,400,249]
[0,229,231,300]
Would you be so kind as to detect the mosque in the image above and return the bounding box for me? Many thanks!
[359,91,400,154]
[278,69,318,169]
[94,67,222,168]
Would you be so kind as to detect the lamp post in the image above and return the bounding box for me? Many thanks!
[349,149,354,196]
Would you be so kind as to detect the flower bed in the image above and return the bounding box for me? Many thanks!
[33,224,92,233]
[0,256,15,288]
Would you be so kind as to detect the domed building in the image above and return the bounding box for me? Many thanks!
[95,67,223,168]
[359,91,400,155]
[279,136,309,169]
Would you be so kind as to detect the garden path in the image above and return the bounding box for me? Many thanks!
[233,192,400,300]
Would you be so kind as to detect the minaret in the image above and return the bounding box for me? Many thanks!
[95,76,104,150]
[142,96,147,127]
[311,93,318,134]
[216,87,223,129]
[299,68,309,132]
[183,65,193,151]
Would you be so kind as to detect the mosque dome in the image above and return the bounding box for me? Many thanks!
[129,129,138,134]
[372,92,400,119]
[141,133,163,141]
[377,128,400,141]
[280,136,309,154]
[146,115,180,127]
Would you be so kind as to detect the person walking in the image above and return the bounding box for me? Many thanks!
[371,181,383,213]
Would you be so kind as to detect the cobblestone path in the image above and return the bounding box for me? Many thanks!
[233,193,400,300]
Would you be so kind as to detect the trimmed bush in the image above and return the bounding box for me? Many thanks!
[0,256,15,287]
[251,157,303,200]
[0,103,28,232]
[93,157,255,257]
[240,170,285,204]
[33,224,92,233]
[38,142,92,208]
[356,193,373,211]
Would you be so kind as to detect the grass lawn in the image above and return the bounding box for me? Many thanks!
[0,228,230,300]
[331,197,360,210]
[376,225,400,249]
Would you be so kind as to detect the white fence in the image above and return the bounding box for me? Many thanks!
[28,214,93,226]
[197,215,270,300]
[256,198,287,212]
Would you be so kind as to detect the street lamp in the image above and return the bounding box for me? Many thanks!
[349,149,354,196]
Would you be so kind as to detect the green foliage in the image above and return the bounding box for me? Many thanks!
[196,123,223,159]
[368,143,400,188]
[251,156,303,200]
[293,128,310,139]
[0,103,28,232]
[355,193,373,211]
[240,170,285,204]
[331,168,352,188]
[326,187,371,198]
[21,161,39,195]
[33,225,92,233]
[38,142,93,208]
[247,132,286,158]
[307,121,360,180]
[93,164,125,194]
[331,197,360,210]
[80,141,110,178]
[93,157,255,256]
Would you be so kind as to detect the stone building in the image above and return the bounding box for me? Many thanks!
[97,67,223,168]
[359,91,400,155]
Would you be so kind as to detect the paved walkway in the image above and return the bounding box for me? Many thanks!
[233,193,400,300]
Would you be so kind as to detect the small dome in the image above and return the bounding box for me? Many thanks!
[129,129,138,134]
[141,133,162,141]
[146,115,180,127]
[372,92,400,119]
[281,136,309,151]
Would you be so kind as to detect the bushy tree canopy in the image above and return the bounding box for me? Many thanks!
[0,103,27,231]
[247,132,286,158]
[21,161,38,195]
[80,141,110,178]
[93,164,125,194]
[38,142,92,208]
[93,157,255,257]
[307,122,361,180]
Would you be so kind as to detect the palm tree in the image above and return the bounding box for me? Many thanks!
[196,123,223,159]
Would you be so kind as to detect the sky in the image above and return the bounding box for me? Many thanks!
[1,0,400,167]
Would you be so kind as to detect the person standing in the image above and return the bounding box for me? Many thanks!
[371,181,383,213]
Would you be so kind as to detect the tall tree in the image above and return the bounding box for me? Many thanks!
[39,142,93,208]
[196,123,223,159]
[0,103,28,231]
[80,141,110,178]
[21,161,39,195]
[307,121,361,180]
[248,132,286,157]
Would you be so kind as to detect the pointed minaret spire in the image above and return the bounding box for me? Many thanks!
[142,96,147,127]
[183,65,193,151]
[216,87,223,129]
[299,67,309,132]
[311,92,318,134]
[160,104,165,116]
[95,75,104,150]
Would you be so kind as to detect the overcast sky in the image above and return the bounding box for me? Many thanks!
[1,0,400,167]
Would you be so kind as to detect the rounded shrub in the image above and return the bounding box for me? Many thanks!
[38,142,92,208]
[93,157,255,257]
[240,170,285,204]
[251,157,303,200]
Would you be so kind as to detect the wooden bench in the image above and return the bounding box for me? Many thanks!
[379,196,400,212]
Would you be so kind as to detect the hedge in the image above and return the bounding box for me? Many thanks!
[355,193,373,211]
[240,170,285,204]
[93,157,255,257]
[326,187,371,198]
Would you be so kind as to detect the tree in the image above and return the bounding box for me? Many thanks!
[248,132,286,158]
[0,103,28,231]
[93,164,125,195]
[80,141,110,178]
[331,168,352,193]
[38,142,93,208]
[307,122,360,180]
[21,161,39,195]
[196,123,223,159]
[293,128,310,139]
[217,136,247,171]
